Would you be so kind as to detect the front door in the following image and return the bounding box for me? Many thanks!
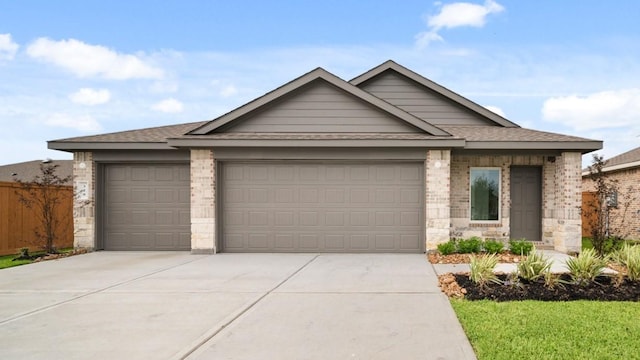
[510,166,542,241]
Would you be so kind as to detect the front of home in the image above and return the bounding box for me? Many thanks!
[49,61,601,254]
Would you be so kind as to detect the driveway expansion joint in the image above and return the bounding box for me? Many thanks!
[178,255,320,360]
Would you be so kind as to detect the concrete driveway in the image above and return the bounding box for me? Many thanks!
[0,252,475,359]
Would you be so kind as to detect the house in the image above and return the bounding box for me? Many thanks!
[0,160,73,185]
[582,146,640,240]
[48,60,601,253]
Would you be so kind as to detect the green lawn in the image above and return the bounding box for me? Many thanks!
[0,254,33,269]
[452,300,640,360]
[0,248,75,270]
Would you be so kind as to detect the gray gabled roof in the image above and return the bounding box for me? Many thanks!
[188,67,450,136]
[47,60,602,154]
[350,60,519,128]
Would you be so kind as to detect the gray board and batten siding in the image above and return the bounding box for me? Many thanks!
[358,71,494,126]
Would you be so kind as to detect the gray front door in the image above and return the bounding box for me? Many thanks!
[510,166,542,241]
[220,162,424,253]
[102,164,191,250]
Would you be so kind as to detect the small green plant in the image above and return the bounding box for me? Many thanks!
[469,254,501,287]
[509,238,533,256]
[611,244,640,281]
[565,248,608,286]
[458,236,482,254]
[483,239,504,254]
[517,248,552,282]
[437,239,457,255]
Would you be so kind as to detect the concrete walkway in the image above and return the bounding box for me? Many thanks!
[0,252,476,360]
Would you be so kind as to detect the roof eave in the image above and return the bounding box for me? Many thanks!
[48,141,176,151]
[464,140,603,153]
[167,138,466,148]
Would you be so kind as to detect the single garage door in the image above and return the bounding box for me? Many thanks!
[103,164,190,250]
[221,162,423,253]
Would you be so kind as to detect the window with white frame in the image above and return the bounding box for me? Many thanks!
[470,167,500,221]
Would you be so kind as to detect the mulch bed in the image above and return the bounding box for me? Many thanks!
[439,273,640,301]
[428,251,525,264]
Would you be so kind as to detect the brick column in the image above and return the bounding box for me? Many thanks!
[73,152,95,250]
[554,152,582,252]
[425,149,451,249]
[190,149,216,254]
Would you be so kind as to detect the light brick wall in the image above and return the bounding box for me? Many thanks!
[553,152,582,252]
[425,150,451,249]
[450,154,557,245]
[582,167,640,240]
[73,152,95,250]
[190,149,216,254]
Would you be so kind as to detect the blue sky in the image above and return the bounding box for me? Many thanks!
[1,0,639,166]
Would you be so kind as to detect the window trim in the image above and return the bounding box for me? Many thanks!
[469,167,501,223]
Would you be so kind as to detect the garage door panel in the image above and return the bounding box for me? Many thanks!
[222,162,423,253]
[103,164,190,251]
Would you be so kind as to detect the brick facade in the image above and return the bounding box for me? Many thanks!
[425,150,451,249]
[582,167,640,240]
[444,152,583,252]
[73,151,96,249]
[190,149,217,253]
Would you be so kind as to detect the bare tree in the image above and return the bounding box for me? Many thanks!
[13,162,73,254]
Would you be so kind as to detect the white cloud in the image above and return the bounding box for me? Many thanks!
[45,113,102,132]
[0,33,19,60]
[484,105,506,117]
[69,88,111,105]
[542,89,640,131]
[151,98,183,113]
[26,37,163,80]
[220,85,238,98]
[416,0,504,48]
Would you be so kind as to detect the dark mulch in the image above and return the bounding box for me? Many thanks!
[454,273,640,301]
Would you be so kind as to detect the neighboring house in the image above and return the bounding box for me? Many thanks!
[48,60,601,254]
[0,160,73,185]
[582,146,640,240]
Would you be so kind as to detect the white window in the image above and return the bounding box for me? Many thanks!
[470,167,500,221]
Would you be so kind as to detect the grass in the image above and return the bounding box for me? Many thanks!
[0,248,75,270]
[452,300,640,360]
[0,254,33,269]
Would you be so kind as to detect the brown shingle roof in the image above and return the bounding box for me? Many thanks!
[440,126,596,143]
[0,160,73,184]
[604,146,640,168]
[52,121,207,143]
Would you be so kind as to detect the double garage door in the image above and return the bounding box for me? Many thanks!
[102,162,424,253]
[221,162,424,253]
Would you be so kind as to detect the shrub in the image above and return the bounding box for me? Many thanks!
[469,254,501,287]
[611,244,640,281]
[565,248,608,286]
[437,239,457,255]
[517,248,552,282]
[483,239,504,254]
[509,238,534,256]
[458,237,482,254]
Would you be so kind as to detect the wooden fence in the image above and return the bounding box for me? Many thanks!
[581,191,597,238]
[0,181,73,256]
